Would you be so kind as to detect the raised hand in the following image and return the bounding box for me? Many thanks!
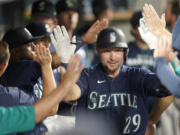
[82,18,108,44]
[138,18,157,50]
[142,4,170,37]
[50,25,76,63]
[61,55,84,84]
[31,43,52,66]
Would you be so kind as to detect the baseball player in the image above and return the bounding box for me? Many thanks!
[54,27,172,135]
[0,27,59,135]
[0,41,83,134]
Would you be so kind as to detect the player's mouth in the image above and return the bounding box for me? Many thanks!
[108,62,117,67]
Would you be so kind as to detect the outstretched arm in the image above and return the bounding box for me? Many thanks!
[32,43,58,116]
[81,18,108,44]
[60,66,81,102]
[50,25,84,102]
[154,35,180,97]
[143,5,180,96]
[34,55,84,123]
[145,96,174,135]
[0,55,84,134]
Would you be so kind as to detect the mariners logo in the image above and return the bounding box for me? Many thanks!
[66,0,73,8]
[110,32,116,42]
[39,2,45,11]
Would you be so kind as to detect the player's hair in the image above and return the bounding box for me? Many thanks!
[0,41,10,65]
[171,1,180,17]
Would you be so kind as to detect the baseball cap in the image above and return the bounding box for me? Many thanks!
[56,0,79,14]
[130,11,142,28]
[32,0,57,18]
[97,27,128,49]
[2,27,37,49]
[26,22,51,39]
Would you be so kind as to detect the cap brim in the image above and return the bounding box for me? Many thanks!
[23,37,40,45]
[33,33,51,40]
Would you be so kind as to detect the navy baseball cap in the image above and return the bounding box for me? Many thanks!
[56,0,79,14]
[2,27,37,50]
[32,0,57,18]
[26,22,51,39]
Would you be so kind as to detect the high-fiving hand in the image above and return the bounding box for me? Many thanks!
[60,55,84,84]
[30,42,52,66]
[82,18,108,44]
[138,18,157,50]
[50,25,76,64]
[142,4,167,37]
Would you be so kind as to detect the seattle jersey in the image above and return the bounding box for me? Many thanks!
[0,60,46,135]
[76,64,170,135]
[126,42,154,72]
[0,85,42,135]
[0,85,38,106]
[0,60,41,91]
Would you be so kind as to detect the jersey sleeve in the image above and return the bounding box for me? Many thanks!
[0,86,38,106]
[0,106,35,134]
[0,86,20,106]
[19,88,39,105]
[128,67,171,97]
[140,67,171,97]
[155,57,180,97]
[76,69,89,96]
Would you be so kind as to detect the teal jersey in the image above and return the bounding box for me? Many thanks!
[171,61,180,76]
[0,106,35,134]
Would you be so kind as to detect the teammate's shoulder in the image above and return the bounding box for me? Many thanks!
[0,84,6,91]
[9,60,39,67]
[127,41,137,48]
[0,84,20,94]
[121,65,151,74]
[82,64,101,74]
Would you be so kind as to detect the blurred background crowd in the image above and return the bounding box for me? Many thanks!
[0,0,173,41]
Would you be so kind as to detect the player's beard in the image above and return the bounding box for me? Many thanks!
[103,60,123,76]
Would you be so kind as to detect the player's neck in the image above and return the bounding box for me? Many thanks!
[105,67,121,78]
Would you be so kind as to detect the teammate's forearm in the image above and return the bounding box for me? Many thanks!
[63,83,81,102]
[60,69,81,102]
[155,58,180,97]
[41,64,56,97]
[148,96,174,124]
[41,64,58,116]
[34,80,72,123]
